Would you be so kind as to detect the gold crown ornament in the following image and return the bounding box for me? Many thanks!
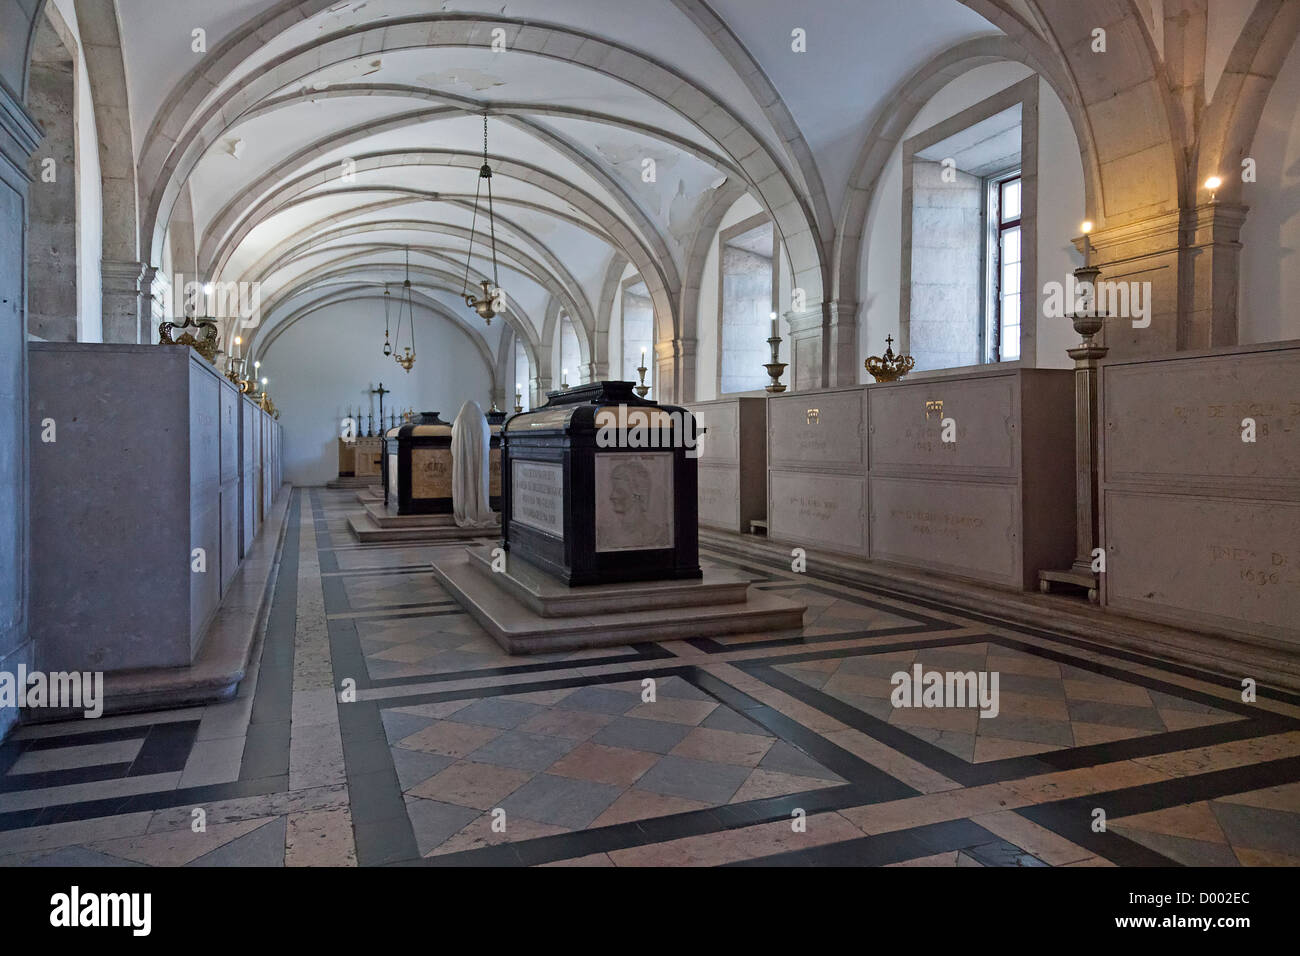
[865,335,915,383]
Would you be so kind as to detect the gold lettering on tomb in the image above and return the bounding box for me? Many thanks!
[411,448,452,498]
[806,408,820,425]
[925,400,944,420]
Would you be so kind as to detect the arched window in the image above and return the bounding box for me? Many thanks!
[513,333,531,410]
[559,314,579,387]
[718,214,776,394]
[620,278,653,390]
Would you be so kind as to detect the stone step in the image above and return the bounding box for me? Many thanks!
[464,544,750,618]
[346,512,497,544]
[432,548,806,654]
[326,476,381,489]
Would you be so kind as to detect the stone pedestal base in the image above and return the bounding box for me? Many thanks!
[327,476,381,490]
[432,545,806,654]
[347,508,499,543]
[1038,565,1099,603]
[356,488,384,505]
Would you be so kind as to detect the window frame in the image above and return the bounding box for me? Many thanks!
[986,169,1023,364]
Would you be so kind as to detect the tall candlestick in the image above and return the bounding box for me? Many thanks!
[1080,221,1093,269]
[770,311,778,339]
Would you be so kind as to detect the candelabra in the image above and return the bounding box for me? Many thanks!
[764,333,788,393]
[1039,257,1109,603]
[634,361,651,398]
[514,389,523,414]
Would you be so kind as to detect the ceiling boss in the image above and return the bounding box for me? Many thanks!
[463,113,506,325]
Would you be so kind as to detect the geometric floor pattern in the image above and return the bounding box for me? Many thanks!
[0,487,1297,867]
[775,642,1245,763]
[385,676,845,857]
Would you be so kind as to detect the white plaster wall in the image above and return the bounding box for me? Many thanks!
[50,0,102,343]
[859,62,1084,379]
[261,300,493,485]
[1239,31,1300,346]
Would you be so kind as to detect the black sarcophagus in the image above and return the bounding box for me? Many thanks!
[501,381,701,586]
[382,411,502,515]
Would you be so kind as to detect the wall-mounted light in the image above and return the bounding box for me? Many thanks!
[1205,175,1222,202]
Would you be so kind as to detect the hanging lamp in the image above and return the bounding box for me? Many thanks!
[463,112,504,325]
[381,283,393,356]
[394,248,416,372]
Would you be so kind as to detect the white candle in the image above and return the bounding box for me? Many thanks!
[562,368,568,385]
[770,311,778,339]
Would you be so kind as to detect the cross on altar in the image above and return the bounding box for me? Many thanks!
[370,382,390,427]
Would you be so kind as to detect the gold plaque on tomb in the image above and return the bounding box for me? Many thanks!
[411,448,453,498]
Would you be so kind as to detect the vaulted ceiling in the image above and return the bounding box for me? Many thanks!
[113,0,1005,368]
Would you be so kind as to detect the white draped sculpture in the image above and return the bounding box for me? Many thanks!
[450,401,498,528]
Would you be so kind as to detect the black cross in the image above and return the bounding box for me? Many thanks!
[370,382,391,426]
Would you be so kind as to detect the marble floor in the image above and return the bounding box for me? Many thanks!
[1,488,1298,867]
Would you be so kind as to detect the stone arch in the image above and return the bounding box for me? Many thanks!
[24,4,78,342]
[675,178,750,401]
[254,286,499,395]
[207,151,644,345]
[1196,0,1300,206]
[72,0,144,343]
[196,107,682,312]
[244,218,593,358]
[833,34,1100,307]
[247,258,540,378]
[138,14,826,313]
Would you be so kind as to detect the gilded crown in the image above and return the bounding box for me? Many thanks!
[865,335,916,383]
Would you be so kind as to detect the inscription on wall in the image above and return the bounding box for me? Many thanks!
[512,460,564,538]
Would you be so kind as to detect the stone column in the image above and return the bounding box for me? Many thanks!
[101,258,148,344]
[784,307,824,391]
[1040,266,1108,602]
[1180,202,1247,350]
[825,299,859,386]
[653,339,676,402]
[25,53,77,342]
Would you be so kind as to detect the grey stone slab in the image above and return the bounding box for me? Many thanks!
[979,713,1076,747]
[700,705,768,736]
[404,797,480,857]
[449,698,545,730]
[391,747,457,793]
[655,675,714,702]
[1211,802,1300,857]
[995,673,1067,699]
[758,741,843,782]
[381,710,436,744]
[465,731,579,772]
[635,755,752,805]
[1111,827,1241,867]
[499,773,622,829]
[827,690,896,721]
[189,817,286,867]
[24,846,145,867]
[591,716,693,754]
[1066,700,1165,733]
[560,686,642,715]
